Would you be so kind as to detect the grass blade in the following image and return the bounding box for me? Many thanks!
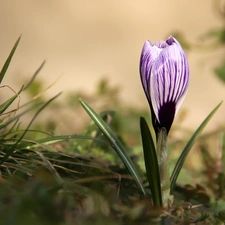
[0,93,62,166]
[140,117,162,206]
[170,101,222,192]
[79,99,147,196]
[0,36,21,84]
[33,150,64,185]
[0,86,23,114]
[23,61,46,91]
[0,103,42,130]
[17,134,109,149]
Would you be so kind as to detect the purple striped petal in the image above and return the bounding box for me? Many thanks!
[140,41,163,102]
[139,36,189,135]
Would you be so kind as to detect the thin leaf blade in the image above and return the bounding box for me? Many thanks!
[170,101,222,192]
[0,86,23,114]
[0,36,21,84]
[140,117,162,206]
[79,99,147,196]
[0,93,61,165]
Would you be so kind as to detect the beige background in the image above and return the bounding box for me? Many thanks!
[0,0,225,132]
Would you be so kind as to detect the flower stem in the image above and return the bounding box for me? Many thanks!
[157,128,173,208]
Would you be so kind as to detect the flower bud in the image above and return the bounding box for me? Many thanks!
[140,36,189,136]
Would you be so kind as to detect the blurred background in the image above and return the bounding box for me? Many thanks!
[0,0,225,134]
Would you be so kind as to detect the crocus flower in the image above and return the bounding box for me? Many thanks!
[140,36,189,136]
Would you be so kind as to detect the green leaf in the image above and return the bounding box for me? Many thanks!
[0,102,42,131]
[170,102,222,192]
[23,61,46,91]
[140,117,162,206]
[17,134,109,149]
[0,36,21,84]
[0,86,23,114]
[0,93,61,166]
[79,99,147,196]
